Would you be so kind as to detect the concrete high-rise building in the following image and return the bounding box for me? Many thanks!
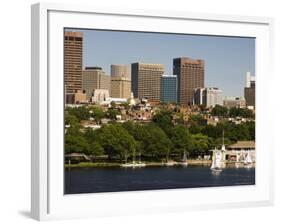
[193,88,205,106]
[100,73,111,95]
[194,87,223,108]
[205,88,223,107]
[82,67,111,100]
[173,57,204,106]
[111,64,131,79]
[160,75,177,104]
[111,77,131,99]
[131,63,165,100]
[64,31,83,94]
[244,72,255,107]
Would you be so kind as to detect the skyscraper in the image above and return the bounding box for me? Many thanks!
[111,64,131,79]
[244,72,255,107]
[111,77,131,99]
[173,57,204,106]
[82,67,111,100]
[160,75,177,104]
[64,31,83,94]
[131,63,165,100]
[194,87,223,108]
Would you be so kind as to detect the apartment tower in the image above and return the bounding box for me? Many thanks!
[82,67,111,100]
[111,64,131,79]
[173,57,204,106]
[244,72,255,107]
[131,63,164,100]
[64,31,83,94]
[111,77,131,99]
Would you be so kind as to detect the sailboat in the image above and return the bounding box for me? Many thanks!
[220,129,226,168]
[164,149,177,166]
[179,150,188,166]
[210,147,222,173]
[221,129,226,152]
[244,150,252,167]
[121,148,146,168]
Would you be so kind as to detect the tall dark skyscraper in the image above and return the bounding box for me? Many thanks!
[131,63,165,100]
[244,72,255,107]
[173,57,204,105]
[64,31,83,94]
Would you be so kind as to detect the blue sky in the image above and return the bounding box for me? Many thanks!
[66,28,255,96]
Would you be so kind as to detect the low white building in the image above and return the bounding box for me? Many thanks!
[91,89,110,104]
[226,141,255,162]
[223,96,246,108]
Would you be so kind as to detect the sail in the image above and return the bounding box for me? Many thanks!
[211,159,216,169]
[244,151,252,164]
[211,150,222,169]
[183,150,187,162]
[215,152,222,168]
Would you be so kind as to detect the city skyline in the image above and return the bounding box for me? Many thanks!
[65,28,255,97]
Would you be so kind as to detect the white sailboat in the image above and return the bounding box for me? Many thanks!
[210,147,222,173]
[221,129,226,152]
[220,130,226,168]
[121,148,146,168]
[179,150,188,166]
[244,150,252,167]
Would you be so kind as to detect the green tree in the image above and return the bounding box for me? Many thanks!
[65,114,79,126]
[170,125,192,158]
[188,114,206,134]
[96,124,136,161]
[201,124,221,139]
[247,121,255,140]
[87,142,104,157]
[90,107,105,124]
[65,135,89,154]
[141,124,172,160]
[106,108,121,120]
[191,133,212,156]
[211,105,228,117]
[152,109,174,137]
[229,107,255,118]
[66,106,90,121]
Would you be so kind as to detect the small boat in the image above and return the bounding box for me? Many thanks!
[121,162,146,168]
[244,150,252,168]
[179,150,188,166]
[210,147,222,173]
[121,148,146,168]
[165,160,177,166]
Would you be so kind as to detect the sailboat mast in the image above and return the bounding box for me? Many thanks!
[133,148,136,163]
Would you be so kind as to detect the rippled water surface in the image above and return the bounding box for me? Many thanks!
[65,166,255,194]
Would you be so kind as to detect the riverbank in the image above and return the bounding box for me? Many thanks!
[65,160,255,168]
[65,159,212,168]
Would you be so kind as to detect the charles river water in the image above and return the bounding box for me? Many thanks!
[65,166,255,194]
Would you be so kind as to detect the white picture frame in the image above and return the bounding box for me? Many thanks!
[31,2,274,221]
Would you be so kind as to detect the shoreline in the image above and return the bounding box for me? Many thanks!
[64,160,255,168]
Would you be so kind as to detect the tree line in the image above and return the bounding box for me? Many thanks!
[65,106,255,162]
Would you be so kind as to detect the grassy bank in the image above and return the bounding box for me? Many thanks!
[64,159,214,168]
[65,162,121,168]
